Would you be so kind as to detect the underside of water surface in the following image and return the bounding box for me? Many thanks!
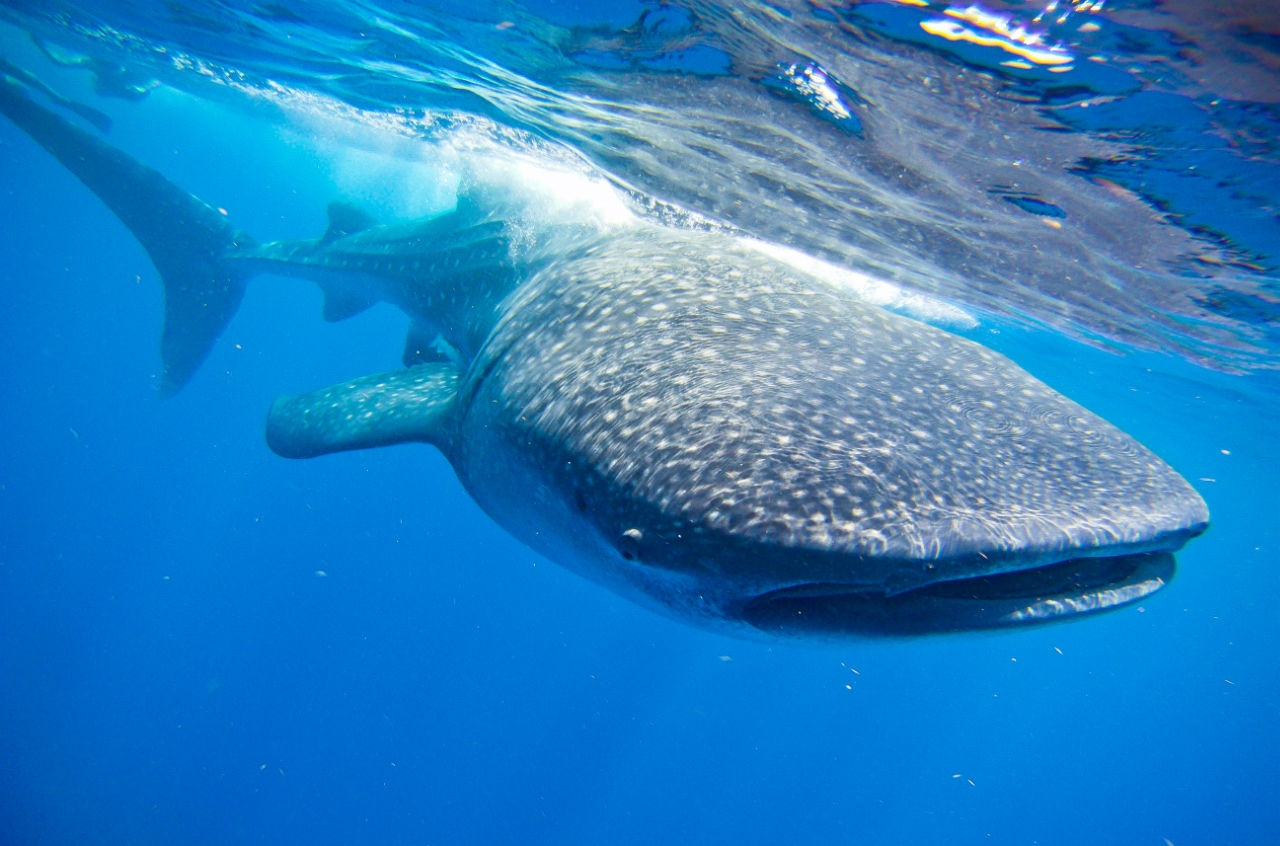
[0,0,1276,377]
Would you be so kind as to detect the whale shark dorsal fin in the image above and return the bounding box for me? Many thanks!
[265,364,460,459]
[320,286,375,322]
[323,201,378,243]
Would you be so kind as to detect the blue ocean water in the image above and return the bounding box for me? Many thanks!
[0,2,1276,844]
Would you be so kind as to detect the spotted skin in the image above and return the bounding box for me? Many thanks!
[233,210,523,361]
[449,225,1207,631]
[267,366,459,459]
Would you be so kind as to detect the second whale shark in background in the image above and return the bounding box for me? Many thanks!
[0,72,1209,637]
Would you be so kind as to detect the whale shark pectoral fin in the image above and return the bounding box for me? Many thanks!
[265,364,460,459]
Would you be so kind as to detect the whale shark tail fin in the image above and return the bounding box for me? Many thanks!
[0,73,255,395]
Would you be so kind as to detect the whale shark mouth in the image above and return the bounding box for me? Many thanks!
[741,551,1175,636]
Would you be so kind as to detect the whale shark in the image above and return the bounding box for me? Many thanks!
[0,73,1209,636]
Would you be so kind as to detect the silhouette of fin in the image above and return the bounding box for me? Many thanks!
[323,201,377,243]
[320,286,376,322]
[0,56,112,132]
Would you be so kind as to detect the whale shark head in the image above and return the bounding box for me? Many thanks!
[449,229,1208,637]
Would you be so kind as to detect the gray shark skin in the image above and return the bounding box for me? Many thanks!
[1,74,1209,637]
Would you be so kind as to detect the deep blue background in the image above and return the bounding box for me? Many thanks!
[1,67,1277,846]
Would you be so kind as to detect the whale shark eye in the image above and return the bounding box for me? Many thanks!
[618,528,643,561]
